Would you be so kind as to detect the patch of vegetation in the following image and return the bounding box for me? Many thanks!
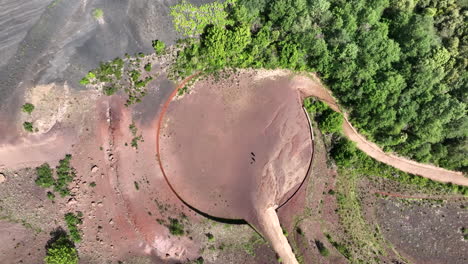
[64,212,83,243]
[23,122,34,132]
[92,8,103,20]
[167,218,184,236]
[129,123,144,149]
[103,86,118,96]
[34,155,76,197]
[144,63,152,72]
[21,103,35,114]
[152,40,166,55]
[53,154,74,197]
[304,98,343,134]
[89,182,96,187]
[45,230,78,264]
[170,0,234,37]
[334,169,387,263]
[205,233,215,242]
[242,232,265,256]
[330,136,467,195]
[35,164,55,188]
[171,0,468,173]
[134,181,139,190]
[325,233,351,260]
[79,72,95,85]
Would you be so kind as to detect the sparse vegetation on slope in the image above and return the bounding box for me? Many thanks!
[34,155,76,197]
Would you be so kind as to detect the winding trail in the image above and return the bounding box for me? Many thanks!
[292,74,468,187]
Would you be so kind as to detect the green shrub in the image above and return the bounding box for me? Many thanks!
[64,212,82,243]
[152,40,166,55]
[92,8,103,19]
[304,98,328,114]
[23,122,34,132]
[79,77,90,85]
[144,63,152,72]
[54,155,74,197]
[45,235,78,264]
[103,86,118,96]
[167,218,184,236]
[318,110,343,134]
[22,103,35,114]
[35,164,55,188]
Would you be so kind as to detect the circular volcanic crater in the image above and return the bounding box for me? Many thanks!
[158,70,313,223]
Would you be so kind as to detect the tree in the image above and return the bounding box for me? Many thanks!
[45,234,78,264]
[319,110,343,134]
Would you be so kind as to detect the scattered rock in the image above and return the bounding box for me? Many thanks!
[67,198,77,205]
[91,165,99,173]
[0,173,6,183]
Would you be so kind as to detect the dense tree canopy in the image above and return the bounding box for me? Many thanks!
[173,0,468,172]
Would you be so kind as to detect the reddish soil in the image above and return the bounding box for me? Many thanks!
[158,70,313,264]
[158,70,312,221]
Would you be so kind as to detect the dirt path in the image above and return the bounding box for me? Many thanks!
[257,207,298,264]
[292,74,468,187]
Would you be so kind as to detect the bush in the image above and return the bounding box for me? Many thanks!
[64,212,82,243]
[167,218,184,236]
[103,86,118,96]
[152,40,166,55]
[144,63,152,72]
[54,155,74,197]
[22,103,35,114]
[331,138,358,167]
[45,235,78,264]
[92,8,103,19]
[23,122,34,132]
[35,164,55,188]
[319,110,343,134]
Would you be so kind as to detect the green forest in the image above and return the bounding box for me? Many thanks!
[173,0,467,172]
